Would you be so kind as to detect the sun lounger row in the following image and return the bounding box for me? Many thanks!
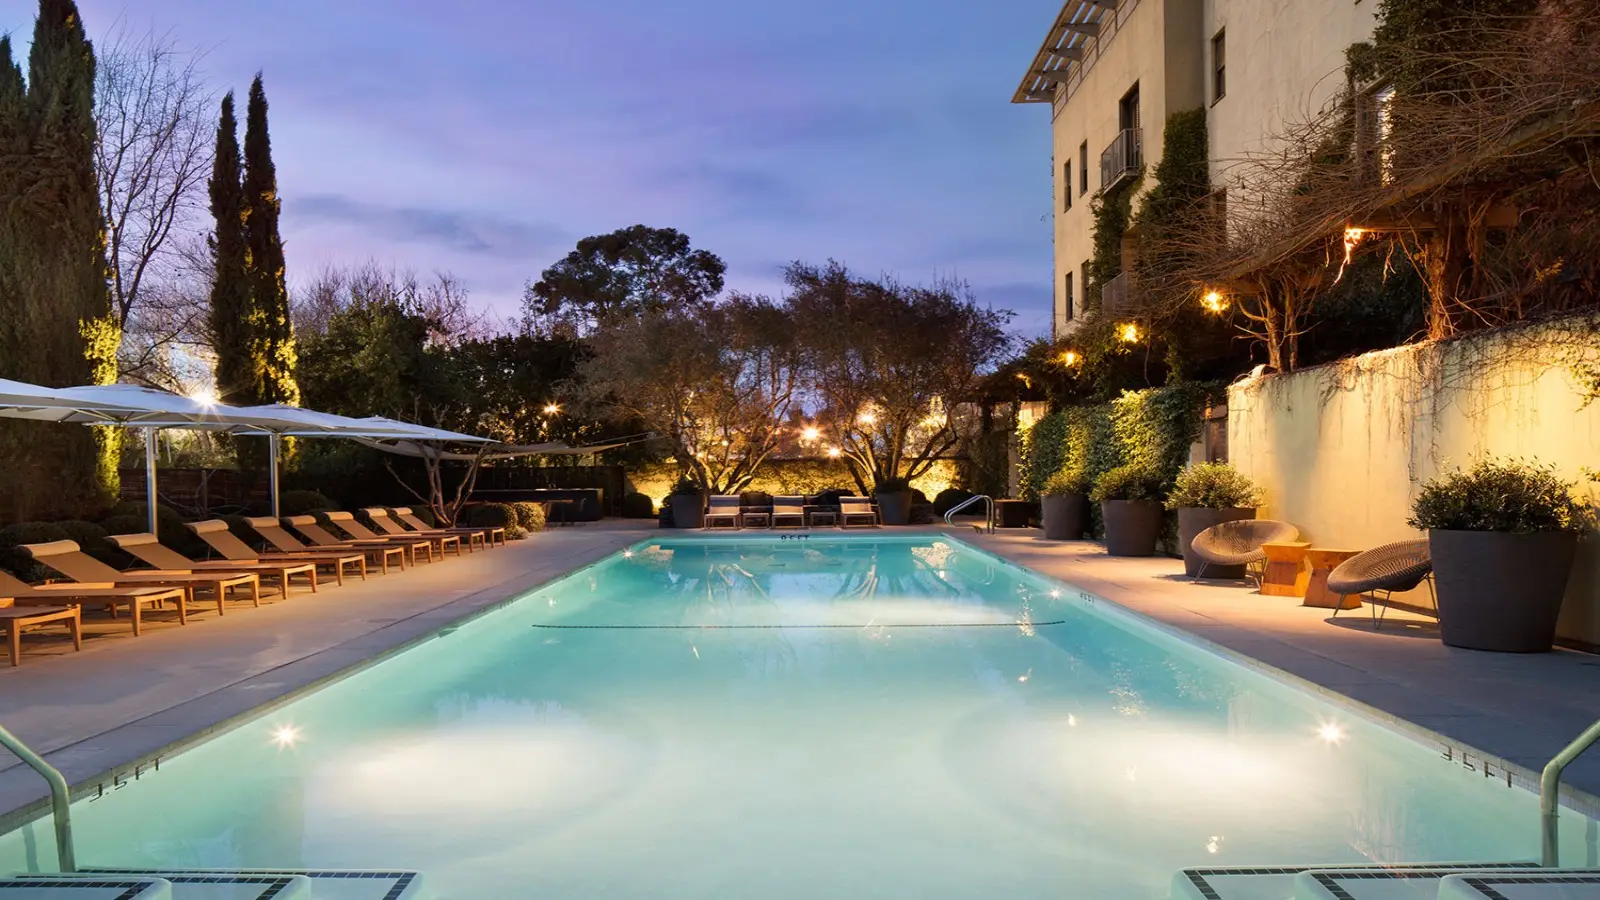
[702,495,881,529]
[0,507,505,666]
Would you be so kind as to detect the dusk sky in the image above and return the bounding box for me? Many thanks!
[3,0,1059,336]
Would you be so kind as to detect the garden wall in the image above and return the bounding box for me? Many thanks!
[1227,317,1600,648]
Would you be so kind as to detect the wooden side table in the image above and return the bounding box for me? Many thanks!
[1303,548,1363,609]
[1260,541,1311,597]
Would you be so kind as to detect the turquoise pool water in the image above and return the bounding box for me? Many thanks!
[2,536,1595,898]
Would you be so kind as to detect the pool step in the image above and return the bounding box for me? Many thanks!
[1172,862,1542,900]
[5,870,424,900]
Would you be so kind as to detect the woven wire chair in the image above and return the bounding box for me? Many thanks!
[1189,519,1300,584]
[1326,540,1434,630]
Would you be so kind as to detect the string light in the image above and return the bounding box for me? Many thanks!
[826,447,842,458]
[858,411,877,425]
[801,426,820,441]
[1058,350,1080,367]
[1117,323,1142,343]
[542,403,561,415]
[1201,290,1229,314]
[1334,226,1366,284]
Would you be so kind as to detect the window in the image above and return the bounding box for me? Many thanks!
[1064,272,1075,321]
[1063,162,1073,211]
[1078,142,1089,195]
[1119,83,1140,132]
[1211,30,1226,103]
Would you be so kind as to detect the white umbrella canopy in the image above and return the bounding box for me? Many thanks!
[0,378,146,420]
[354,416,496,444]
[233,405,427,438]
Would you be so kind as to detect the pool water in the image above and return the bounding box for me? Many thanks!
[2,536,1595,898]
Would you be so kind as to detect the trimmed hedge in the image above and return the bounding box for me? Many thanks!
[106,501,205,555]
[466,503,526,540]
[0,522,70,582]
[278,490,336,517]
[932,488,977,515]
[620,492,656,518]
[509,501,547,533]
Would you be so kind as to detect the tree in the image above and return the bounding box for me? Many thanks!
[240,74,298,407]
[524,225,726,333]
[207,90,251,402]
[785,261,1013,491]
[578,297,801,493]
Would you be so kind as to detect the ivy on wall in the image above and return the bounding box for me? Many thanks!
[1085,177,1140,313]
[1019,382,1213,500]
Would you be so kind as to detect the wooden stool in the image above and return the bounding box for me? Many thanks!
[1,605,82,666]
[1260,541,1311,597]
[1303,548,1363,609]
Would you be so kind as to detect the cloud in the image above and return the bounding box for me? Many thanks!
[290,195,568,259]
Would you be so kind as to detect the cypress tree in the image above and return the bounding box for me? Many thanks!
[241,74,299,409]
[208,91,252,405]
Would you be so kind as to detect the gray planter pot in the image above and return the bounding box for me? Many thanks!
[1430,529,1577,652]
[1101,499,1163,557]
[1042,494,1089,540]
[1177,507,1256,577]
[669,494,705,530]
[876,491,912,526]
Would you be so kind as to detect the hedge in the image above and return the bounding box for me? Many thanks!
[0,522,70,581]
[619,492,656,518]
[509,501,547,533]
[466,503,526,540]
[1020,383,1213,501]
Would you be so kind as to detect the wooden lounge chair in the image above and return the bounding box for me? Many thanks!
[394,507,504,548]
[839,496,880,528]
[771,496,807,528]
[704,496,742,529]
[323,512,438,564]
[1189,519,1300,584]
[1328,540,1436,629]
[21,540,260,616]
[281,516,410,573]
[0,567,189,635]
[107,532,318,597]
[190,519,367,585]
[361,508,467,556]
[0,604,80,666]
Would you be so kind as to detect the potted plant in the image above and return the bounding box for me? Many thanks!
[875,476,914,526]
[1408,458,1592,652]
[1040,467,1091,540]
[1091,464,1167,557]
[668,478,706,530]
[1167,462,1263,577]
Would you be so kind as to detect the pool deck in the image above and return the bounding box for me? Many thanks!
[1,519,1597,834]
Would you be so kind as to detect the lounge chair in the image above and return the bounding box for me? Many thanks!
[839,496,880,528]
[0,604,80,666]
[191,519,367,585]
[107,532,318,597]
[1327,540,1435,629]
[1189,519,1300,584]
[704,496,742,529]
[20,540,261,616]
[771,496,807,528]
[322,512,438,564]
[393,507,505,548]
[0,570,186,636]
[361,508,469,555]
[281,516,410,572]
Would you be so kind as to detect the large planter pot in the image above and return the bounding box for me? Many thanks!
[1430,529,1577,652]
[1177,507,1256,577]
[876,491,913,526]
[1101,499,1163,557]
[1042,494,1089,540]
[669,494,705,530]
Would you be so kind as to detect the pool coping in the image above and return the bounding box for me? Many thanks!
[3,527,1596,842]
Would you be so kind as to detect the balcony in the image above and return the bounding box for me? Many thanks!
[1100,128,1142,192]
[1099,272,1130,316]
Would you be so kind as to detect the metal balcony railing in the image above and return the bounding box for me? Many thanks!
[1100,127,1142,192]
[1099,271,1130,315]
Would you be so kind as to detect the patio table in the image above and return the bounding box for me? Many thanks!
[1259,541,1311,597]
[1303,548,1364,609]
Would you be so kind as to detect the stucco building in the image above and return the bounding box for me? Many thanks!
[1014,0,1381,338]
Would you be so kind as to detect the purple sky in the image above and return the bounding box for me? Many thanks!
[5,0,1059,336]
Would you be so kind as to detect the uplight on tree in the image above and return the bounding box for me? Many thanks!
[1118,323,1142,343]
[1058,350,1080,367]
[1201,290,1229,314]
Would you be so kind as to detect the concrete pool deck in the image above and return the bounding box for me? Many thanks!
[1,519,1597,834]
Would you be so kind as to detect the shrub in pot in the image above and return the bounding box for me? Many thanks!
[1408,458,1592,652]
[1091,465,1167,557]
[875,476,914,526]
[1040,468,1091,541]
[667,478,705,530]
[1166,462,1263,577]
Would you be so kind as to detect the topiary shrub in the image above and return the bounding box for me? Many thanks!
[932,488,977,515]
[221,514,261,551]
[56,520,117,565]
[466,503,526,540]
[1165,462,1263,510]
[98,514,148,536]
[1408,458,1593,534]
[510,501,547,533]
[107,501,202,554]
[0,522,70,581]
[278,490,336,517]
[908,503,937,525]
[1090,464,1168,503]
[1042,468,1092,497]
[620,492,656,518]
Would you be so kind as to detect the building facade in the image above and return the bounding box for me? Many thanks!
[1015,0,1380,338]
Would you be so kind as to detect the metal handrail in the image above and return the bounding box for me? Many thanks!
[1540,717,1600,866]
[943,494,995,534]
[0,723,75,871]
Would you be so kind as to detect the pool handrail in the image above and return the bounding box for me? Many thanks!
[944,494,994,534]
[1540,717,1600,866]
[0,721,75,871]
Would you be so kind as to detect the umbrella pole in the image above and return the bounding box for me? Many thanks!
[144,426,159,535]
[269,433,281,518]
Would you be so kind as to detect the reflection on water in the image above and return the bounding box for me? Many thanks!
[0,537,1592,900]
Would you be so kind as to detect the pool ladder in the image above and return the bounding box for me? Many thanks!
[1541,717,1600,866]
[0,722,75,871]
[943,494,995,534]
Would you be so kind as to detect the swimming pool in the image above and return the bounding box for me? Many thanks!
[1,536,1594,898]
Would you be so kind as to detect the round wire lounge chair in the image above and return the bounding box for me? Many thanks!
[1326,539,1434,630]
[1189,519,1300,583]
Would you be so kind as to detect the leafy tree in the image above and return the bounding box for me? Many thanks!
[785,261,1012,491]
[241,74,298,408]
[524,225,726,332]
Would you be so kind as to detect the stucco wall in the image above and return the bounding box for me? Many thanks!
[1227,321,1600,647]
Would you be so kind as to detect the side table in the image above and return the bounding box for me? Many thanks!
[1303,548,1363,609]
[1260,541,1311,597]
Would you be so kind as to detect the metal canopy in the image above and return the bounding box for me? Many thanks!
[1011,0,1120,105]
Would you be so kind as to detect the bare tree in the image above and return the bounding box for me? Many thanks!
[292,261,490,344]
